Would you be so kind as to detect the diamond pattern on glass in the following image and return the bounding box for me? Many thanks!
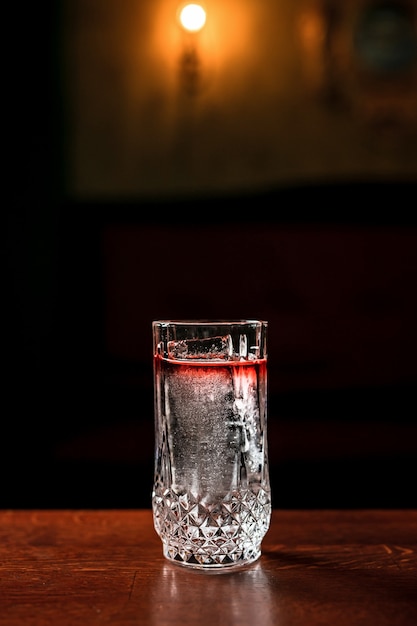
[153,487,271,568]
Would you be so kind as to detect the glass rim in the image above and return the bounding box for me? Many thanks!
[153,319,267,326]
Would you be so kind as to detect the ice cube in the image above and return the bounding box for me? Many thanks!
[168,334,234,360]
[239,334,247,358]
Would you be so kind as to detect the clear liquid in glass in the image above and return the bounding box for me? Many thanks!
[152,334,271,569]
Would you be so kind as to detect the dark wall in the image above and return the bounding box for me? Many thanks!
[4,2,417,510]
[4,190,417,510]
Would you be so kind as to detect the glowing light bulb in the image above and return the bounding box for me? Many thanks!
[179,4,207,33]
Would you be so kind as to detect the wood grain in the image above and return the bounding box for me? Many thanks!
[0,510,416,625]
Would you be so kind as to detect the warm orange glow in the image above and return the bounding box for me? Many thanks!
[179,4,207,32]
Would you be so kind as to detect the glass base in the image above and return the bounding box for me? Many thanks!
[162,542,262,571]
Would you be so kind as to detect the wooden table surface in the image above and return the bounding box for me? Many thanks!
[0,509,416,626]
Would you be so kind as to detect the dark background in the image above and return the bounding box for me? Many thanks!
[4,1,417,510]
